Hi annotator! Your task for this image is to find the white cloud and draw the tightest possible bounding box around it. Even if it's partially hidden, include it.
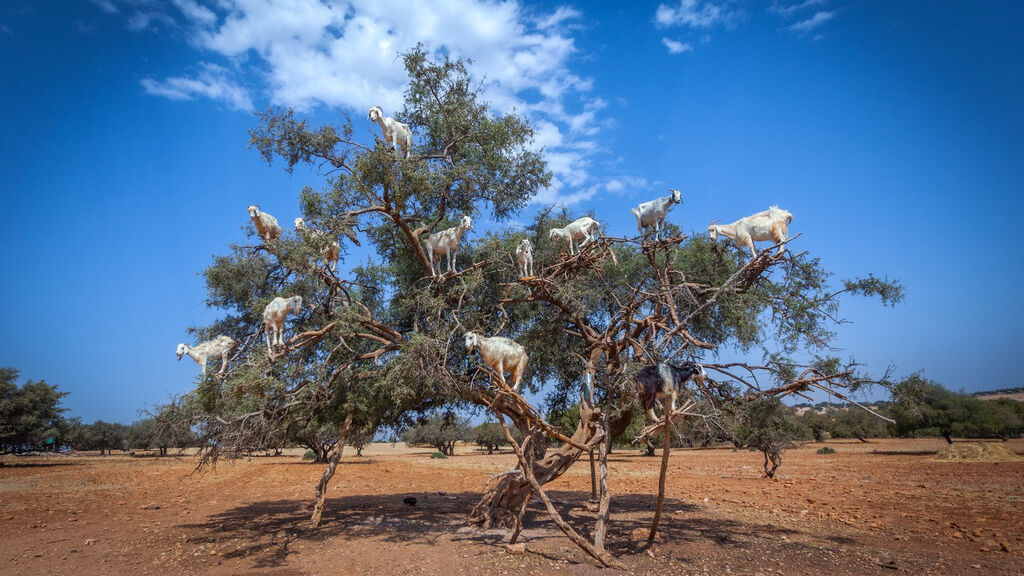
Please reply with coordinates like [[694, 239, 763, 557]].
[[98, 0, 611, 206], [768, 0, 827, 18], [661, 37, 693, 54], [170, 0, 215, 26], [655, 0, 739, 29], [141, 63, 253, 111], [537, 6, 582, 30], [90, 0, 118, 14], [789, 10, 835, 33]]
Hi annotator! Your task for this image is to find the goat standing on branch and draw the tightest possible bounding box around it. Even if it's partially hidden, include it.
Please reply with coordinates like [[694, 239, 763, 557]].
[[295, 218, 341, 272], [515, 238, 534, 277], [548, 217, 601, 256], [425, 215, 472, 277], [631, 189, 682, 241], [263, 296, 303, 352], [635, 362, 707, 422], [708, 206, 793, 257], [247, 205, 281, 244], [368, 105, 413, 159], [465, 332, 528, 393], [175, 335, 236, 378]]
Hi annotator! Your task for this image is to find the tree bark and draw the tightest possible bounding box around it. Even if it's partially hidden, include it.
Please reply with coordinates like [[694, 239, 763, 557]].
[[310, 415, 353, 528], [647, 414, 672, 543], [467, 401, 631, 529]]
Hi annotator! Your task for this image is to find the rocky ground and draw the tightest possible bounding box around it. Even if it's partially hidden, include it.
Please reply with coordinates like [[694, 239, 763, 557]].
[[1, 437, 1022, 575]]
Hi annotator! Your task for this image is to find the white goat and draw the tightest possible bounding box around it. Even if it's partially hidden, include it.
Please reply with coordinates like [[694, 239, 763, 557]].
[[515, 238, 534, 277], [247, 205, 281, 243], [295, 218, 341, 272], [631, 189, 682, 241], [263, 295, 303, 351], [368, 106, 413, 159], [424, 215, 472, 277], [464, 332, 529, 393], [708, 206, 793, 257], [176, 335, 236, 378], [548, 217, 601, 255]]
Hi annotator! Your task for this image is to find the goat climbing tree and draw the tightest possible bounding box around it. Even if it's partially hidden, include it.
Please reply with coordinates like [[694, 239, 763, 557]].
[[179, 45, 903, 565]]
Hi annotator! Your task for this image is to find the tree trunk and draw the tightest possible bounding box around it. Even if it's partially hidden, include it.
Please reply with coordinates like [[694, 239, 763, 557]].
[[647, 414, 672, 543], [942, 432, 953, 445], [467, 401, 630, 529], [310, 415, 353, 528]]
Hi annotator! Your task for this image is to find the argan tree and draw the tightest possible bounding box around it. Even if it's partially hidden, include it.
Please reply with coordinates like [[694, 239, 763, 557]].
[[176, 46, 903, 565]]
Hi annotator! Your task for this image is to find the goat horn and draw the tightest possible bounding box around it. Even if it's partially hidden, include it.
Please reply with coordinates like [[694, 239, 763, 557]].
[[709, 219, 720, 225]]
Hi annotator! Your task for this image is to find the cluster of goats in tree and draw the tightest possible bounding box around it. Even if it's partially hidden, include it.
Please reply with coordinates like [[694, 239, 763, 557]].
[[168, 64, 905, 567], [177, 110, 795, 426]]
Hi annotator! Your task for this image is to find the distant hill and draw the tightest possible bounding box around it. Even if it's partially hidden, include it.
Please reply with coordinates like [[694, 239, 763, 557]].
[[973, 387, 1024, 402]]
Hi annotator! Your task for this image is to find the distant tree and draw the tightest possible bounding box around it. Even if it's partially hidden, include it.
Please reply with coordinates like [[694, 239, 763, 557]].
[[288, 418, 338, 463], [0, 367, 69, 453], [348, 425, 376, 457], [402, 412, 468, 456], [798, 409, 830, 442], [125, 409, 196, 456], [828, 407, 891, 442], [471, 422, 506, 454], [68, 420, 127, 455], [733, 397, 808, 478], [988, 399, 1024, 439], [890, 376, 1022, 443]]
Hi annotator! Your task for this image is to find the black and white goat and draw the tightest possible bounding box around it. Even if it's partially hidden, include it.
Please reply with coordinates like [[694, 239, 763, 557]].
[[631, 189, 682, 241], [635, 362, 706, 422]]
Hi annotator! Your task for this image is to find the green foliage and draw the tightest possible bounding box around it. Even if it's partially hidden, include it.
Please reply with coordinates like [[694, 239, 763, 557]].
[[303, 449, 317, 460], [430, 451, 448, 459], [179, 45, 906, 478], [470, 421, 507, 454], [348, 425, 375, 457], [0, 367, 69, 453], [67, 420, 128, 455], [816, 446, 836, 454], [890, 375, 1023, 442], [402, 412, 468, 456], [733, 397, 809, 478], [124, 410, 196, 456]]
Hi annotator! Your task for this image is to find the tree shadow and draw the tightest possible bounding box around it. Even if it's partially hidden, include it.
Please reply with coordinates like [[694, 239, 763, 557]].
[[869, 450, 937, 456], [0, 460, 83, 469], [179, 488, 853, 569]]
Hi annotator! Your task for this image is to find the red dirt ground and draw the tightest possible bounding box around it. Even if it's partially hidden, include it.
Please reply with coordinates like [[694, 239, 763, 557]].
[[1, 438, 1022, 575]]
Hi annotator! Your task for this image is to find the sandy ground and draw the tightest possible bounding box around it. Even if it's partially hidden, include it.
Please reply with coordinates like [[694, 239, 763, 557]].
[[1, 438, 1022, 575]]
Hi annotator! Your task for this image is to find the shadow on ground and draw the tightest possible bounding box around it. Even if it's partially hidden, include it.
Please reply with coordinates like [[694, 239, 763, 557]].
[[180, 488, 836, 569]]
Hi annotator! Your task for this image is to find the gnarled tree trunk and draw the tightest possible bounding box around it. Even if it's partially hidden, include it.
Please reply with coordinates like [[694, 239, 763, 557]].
[[467, 400, 631, 529]]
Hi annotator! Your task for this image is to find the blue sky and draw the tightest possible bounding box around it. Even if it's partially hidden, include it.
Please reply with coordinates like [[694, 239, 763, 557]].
[[1, 0, 1021, 423]]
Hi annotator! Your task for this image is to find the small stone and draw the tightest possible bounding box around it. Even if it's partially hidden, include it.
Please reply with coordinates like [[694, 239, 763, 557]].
[[84, 539, 96, 546], [505, 543, 526, 555]]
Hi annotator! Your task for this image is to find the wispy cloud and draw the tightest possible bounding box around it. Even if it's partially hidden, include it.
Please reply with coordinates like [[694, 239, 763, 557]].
[[661, 37, 693, 54], [655, 0, 741, 29], [141, 63, 253, 111], [654, 1, 740, 53], [95, 0, 611, 206], [789, 10, 835, 33], [90, 0, 118, 14], [768, 0, 827, 18], [769, 1, 838, 36]]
